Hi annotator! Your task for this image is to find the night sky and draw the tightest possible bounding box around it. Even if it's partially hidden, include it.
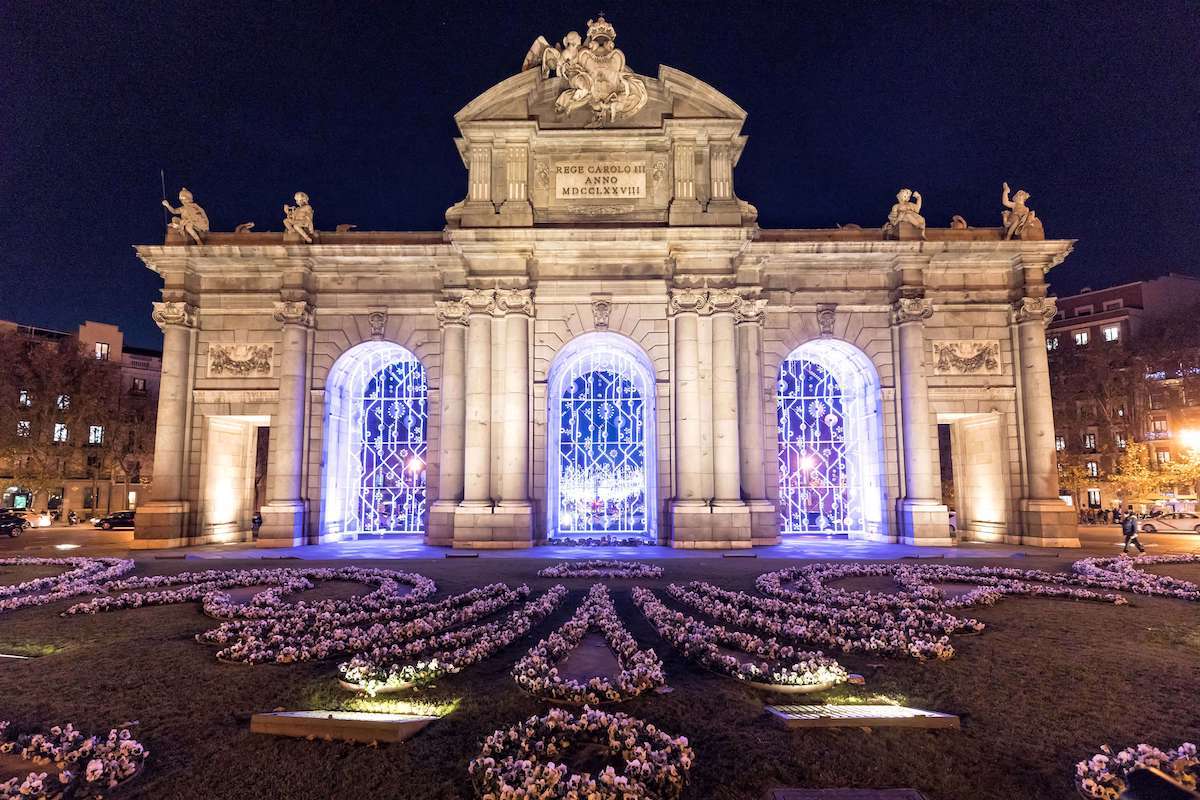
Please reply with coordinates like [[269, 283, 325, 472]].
[[2, 1, 1197, 349]]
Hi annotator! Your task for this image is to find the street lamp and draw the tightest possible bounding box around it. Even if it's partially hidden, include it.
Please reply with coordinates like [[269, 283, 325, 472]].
[[1178, 428, 1200, 452]]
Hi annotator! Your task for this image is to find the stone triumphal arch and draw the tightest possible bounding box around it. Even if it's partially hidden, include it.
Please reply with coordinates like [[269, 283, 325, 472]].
[[134, 17, 1077, 550]]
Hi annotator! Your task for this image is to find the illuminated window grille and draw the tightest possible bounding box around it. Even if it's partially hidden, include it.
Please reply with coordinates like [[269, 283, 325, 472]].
[[343, 349, 428, 534], [776, 357, 860, 533], [552, 343, 650, 538]]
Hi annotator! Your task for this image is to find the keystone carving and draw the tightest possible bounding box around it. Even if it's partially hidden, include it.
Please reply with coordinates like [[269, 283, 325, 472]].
[[816, 303, 838, 337]]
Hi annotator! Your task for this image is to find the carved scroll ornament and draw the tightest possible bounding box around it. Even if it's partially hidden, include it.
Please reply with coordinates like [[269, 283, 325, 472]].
[[892, 296, 934, 325], [1013, 296, 1057, 327], [152, 301, 195, 329]]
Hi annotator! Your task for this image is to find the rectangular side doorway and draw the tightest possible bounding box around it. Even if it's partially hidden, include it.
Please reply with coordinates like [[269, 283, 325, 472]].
[[938, 413, 1010, 543], [198, 415, 270, 544]]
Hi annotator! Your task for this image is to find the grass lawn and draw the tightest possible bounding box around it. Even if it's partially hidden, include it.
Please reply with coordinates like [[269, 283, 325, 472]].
[[1, 556, 1198, 800]]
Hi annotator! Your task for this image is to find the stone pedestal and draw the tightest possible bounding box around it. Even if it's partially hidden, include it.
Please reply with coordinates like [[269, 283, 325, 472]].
[[897, 498, 953, 546], [259, 500, 307, 547], [1019, 498, 1079, 547], [129, 501, 191, 549], [452, 504, 533, 549]]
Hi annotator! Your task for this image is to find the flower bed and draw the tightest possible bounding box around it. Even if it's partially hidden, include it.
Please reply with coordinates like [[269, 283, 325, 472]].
[[512, 583, 665, 705], [338, 585, 568, 696], [468, 707, 694, 800], [1071, 555, 1200, 601], [537, 560, 664, 579], [0, 558, 134, 614], [0, 721, 148, 799], [1076, 741, 1198, 799], [632, 587, 847, 691]]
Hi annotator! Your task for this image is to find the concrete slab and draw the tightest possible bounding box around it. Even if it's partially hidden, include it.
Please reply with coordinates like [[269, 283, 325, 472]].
[[766, 704, 959, 730], [250, 710, 437, 743]]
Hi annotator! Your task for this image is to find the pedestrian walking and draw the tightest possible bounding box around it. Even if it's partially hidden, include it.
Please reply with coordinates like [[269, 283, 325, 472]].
[[1121, 510, 1145, 554]]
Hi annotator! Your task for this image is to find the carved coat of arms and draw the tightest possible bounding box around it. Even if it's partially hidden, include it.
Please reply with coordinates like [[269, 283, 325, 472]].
[[524, 16, 649, 124]]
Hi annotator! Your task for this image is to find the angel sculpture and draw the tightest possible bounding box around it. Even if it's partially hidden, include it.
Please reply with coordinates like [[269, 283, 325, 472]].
[[161, 188, 209, 245], [1001, 182, 1043, 240], [882, 188, 926, 239], [283, 192, 315, 243], [533, 17, 648, 124]]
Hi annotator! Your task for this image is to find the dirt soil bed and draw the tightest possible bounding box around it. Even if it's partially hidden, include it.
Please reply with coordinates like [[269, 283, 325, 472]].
[[0, 556, 1197, 800]]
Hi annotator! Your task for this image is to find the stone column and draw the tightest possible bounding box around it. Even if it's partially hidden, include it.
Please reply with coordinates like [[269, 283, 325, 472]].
[[1014, 296, 1079, 546], [468, 144, 492, 203], [668, 287, 711, 545], [709, 289, 742, 502], [499, 144, 533, 225], [709, 289, 752, 547], [496, 289, 534, 534], [134, 301, 195, 546], [460, 289, 494, 507], [736, 297, 776, 543], [259, 300, 312, 547], [668, 140, 702, 223], [428, 299, 467, 545], [893, 294, 951, 545]]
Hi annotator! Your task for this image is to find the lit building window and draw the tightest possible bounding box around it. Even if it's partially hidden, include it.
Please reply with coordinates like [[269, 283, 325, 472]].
[[53, 423, 68, 443], [1083, 433, 1096, 450], [1046, 337, 1059, 351], [1055, 435, 1066, 451], [1086, 488, 1101, 507], [1102, 325, 1120, 342], [95, 342, 110, 360], [88, 425, 104, 445], [131, 378, 147, 394], [1157, 449, 1171, 464], [18, 390, 31, 408], [1116, 434, 1127, 449], [1150, 419, 1168, 433], [56, 394, 70, 410], [1116, 406, 1125, 417], [1074, 330, 1090, 346], [1086, 461, 1099, 477], [17, 421, 30, 437]]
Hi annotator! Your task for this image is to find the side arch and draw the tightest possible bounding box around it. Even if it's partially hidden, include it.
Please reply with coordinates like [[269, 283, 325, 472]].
[[321, 340, 429, 536], [775, 338, 886, 537], [545, 332, 658, 540]]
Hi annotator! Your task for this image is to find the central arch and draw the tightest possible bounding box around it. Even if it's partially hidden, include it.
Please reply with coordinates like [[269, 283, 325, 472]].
[[546, 332, 657, 541], [775, 339, 886, 537], [322, 341, 429, 537]]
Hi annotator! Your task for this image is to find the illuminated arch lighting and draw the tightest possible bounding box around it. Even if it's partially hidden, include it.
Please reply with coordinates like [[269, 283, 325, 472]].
[[776, 339, 885, 537], [322, 341, 428, 537], [546, 332, 657, 541]]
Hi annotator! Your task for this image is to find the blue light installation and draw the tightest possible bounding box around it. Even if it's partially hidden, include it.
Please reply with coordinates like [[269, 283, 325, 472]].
[[324, 343, 428, 536], [353, 355, 428, 533], [549, 335, 654, 539], [776, 355, 860, 533]]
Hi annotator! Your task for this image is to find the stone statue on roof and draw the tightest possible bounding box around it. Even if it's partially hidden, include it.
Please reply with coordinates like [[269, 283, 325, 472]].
[[283, 192, 315, 243], [1001, 182, 1044, 240], [526, 16, 649, 124], [162, 187, 209, 245], [882, 188, 926, 240]]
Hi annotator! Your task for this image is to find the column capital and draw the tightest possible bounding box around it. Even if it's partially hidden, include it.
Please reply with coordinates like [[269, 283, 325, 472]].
[[1013, 296, 1057, 327], [273, 300, 314, 328], [152, 301, 196, 330], [668, 286, 708, 315], [495, 288, 534, 316], [708, 288, 741, 315], [460, 288, 496, 315], [734, 297, 768, 325], [435, 299, 469, 328], [892, 296, 933, 325]]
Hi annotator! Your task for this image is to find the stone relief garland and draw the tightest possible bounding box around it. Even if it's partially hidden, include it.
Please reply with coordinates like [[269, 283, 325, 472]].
[[206, 344, 274, 377], [930, 340, 1002, 376]]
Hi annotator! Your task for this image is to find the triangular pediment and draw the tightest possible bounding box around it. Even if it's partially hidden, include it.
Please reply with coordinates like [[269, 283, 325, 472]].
[[454, 64, 746, 131]]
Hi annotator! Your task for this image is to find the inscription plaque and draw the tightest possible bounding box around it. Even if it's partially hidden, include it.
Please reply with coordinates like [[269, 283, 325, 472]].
[[554, 158, 646, 200]]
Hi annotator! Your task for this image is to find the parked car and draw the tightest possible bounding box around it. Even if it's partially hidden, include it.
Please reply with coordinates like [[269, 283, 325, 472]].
[[0, 513, 23, 538], [1140, 512, 1200, 534], [93, 510, 135, 530], [12, 510, 52, 528]]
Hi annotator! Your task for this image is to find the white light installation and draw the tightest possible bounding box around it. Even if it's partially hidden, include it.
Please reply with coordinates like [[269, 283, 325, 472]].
[[776, 340, 884, 536], [547, 333, 656, 539], [323, 342, 428, 536]]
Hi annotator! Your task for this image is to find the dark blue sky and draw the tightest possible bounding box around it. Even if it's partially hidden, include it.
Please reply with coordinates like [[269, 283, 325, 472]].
[[2, 1, 1197, 348]]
